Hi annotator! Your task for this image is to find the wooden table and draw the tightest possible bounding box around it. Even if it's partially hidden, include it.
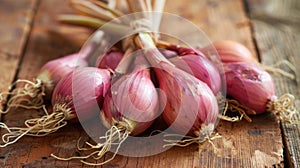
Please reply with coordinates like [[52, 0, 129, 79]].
[[0, 0, 299, 167]]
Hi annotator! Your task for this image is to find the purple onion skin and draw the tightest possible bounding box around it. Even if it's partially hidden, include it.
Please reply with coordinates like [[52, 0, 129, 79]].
[[224, 62, 275, 114], [52, 67, 111, 122], [159, 48, 177, 59], [96, 51, 124, 70], [154, 62, 219, 135], [100, 67, 159, 136], [165, 44, 206, 57], [169, 55, 221, 94], [37, 53, 88, 99]]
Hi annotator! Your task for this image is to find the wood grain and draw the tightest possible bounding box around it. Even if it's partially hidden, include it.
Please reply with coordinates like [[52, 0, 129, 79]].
[[0, 0, 296, 167], [0, 0, 37, 114], [0, 0, 37, 56], [246, 0, 300, 167]]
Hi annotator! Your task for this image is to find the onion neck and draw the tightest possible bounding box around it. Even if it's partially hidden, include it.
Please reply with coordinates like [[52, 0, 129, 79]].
[[136, 32, 174, 67], [114, 47, 135, 74]]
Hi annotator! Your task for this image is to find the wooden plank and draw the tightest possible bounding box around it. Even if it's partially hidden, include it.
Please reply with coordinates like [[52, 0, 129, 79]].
[[0, 0, 92, 167], [245, 0, 300, 167], [0, 0, 37, 112], [0, 0, 36, 56], [0, 0, 288, 167]]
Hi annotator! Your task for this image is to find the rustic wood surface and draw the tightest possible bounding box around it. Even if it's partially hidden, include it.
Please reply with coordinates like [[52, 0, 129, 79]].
[[0, 0, 299, 167], [245, 1, 300, 167]]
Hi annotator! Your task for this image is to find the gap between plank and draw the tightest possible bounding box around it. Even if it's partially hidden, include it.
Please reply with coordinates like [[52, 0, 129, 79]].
[[0, 0, 41, 122], [241, 0, 262, 63]]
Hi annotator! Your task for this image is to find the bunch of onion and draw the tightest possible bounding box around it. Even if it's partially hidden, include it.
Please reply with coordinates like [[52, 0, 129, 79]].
[[52, 50, 160, 166], [224, 62, 297, 121], [52, 0, 221, 164], [0, 67, 111, 147]]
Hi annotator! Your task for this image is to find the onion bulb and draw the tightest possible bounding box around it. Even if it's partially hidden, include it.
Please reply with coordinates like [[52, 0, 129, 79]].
[[200, 40, 257, 63], [0, 67, 111, 147], [0, 53, 89, 114], [96, 51, 123, 71], [169, 55, 221, 94], [224, 62, 296, 121], [100, 55, 159, 136]]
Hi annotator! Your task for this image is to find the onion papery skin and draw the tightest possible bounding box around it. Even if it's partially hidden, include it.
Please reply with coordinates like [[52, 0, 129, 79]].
[[164, 44, 206, 57], [200, 40, 257, 63], [96, 51, 124, 70], [37, 53, 88, 99], [169, 55, 221, 94], [159, 48, 177, 59], [224, 62, 275, 114], [52, 67, 111, 122], [154, 62, 219, 135], [100, 67, 159, 136]]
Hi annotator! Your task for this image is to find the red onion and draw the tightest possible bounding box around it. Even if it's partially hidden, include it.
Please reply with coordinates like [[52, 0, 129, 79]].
[[200, 40, 257, 63], [159, 48, 177, 59], [39, 53, 89, 97], [169, 55, 221, 94], [52, 67, 111, 122], [0, 53, 89, 114], [145, 48, 218, 136], [101, 55, 159, 136], [224, 62, 296, 120], [0, 67, 111, 147], [96, 51, 123, 71]]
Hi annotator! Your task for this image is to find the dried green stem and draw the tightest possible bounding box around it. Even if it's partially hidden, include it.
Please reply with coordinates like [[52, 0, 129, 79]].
[[58, 15, 131, 35], [89, 0, 125, 17], [70, 0, 116, 22]]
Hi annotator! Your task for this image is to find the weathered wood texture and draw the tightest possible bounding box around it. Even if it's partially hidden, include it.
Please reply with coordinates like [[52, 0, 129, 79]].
[[245, 0, 300, 167], [0, 0, 37, 114], [0, 0, 299, 167]]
